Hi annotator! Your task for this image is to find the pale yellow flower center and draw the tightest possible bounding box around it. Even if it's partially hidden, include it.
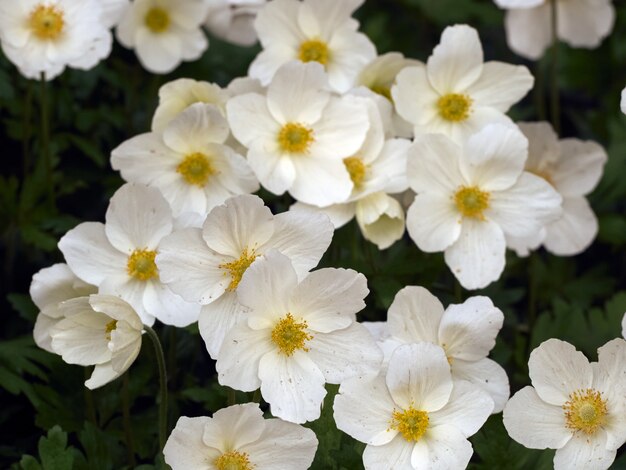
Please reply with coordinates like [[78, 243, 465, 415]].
[[390, 405, 430, 442], [343, 156, 367, 188], [177, 152, 215, 186], [454, 186, 490, 220], [127, 249, 159, 281], [437, 93, 473, 122], [298, 39, 330, 65], [145, 7, 170, 33], [563, 389, 608, 435], [271, 313, 313, 356], [29, 5, 64, 41], [214, 450, 254, 470], [219, 248, 257, 291], [104, 320, 118, 341], [370, 84, 392, 101], [277, 123, 314, 154]]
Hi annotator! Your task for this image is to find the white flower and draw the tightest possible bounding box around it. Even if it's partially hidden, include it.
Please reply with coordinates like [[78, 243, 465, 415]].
[[621, 87, 626, 115], [392, 24, 534, 144], [101, 0, 130, 28], [0, 0, 113, 80], [507, 122, 607, 256], [503, 338, 626, 470], [216, 250, 382, 423], [249, 0, 376, 93], [204, 0, 266, 47], [405, 123, 562, 289], [50, 294, 143, 389], [112, 103, 259, 218], [333, 343, 494, 469], [227, 61, 370, 207], [58, 183, 201, 327], [31, 263, 96, 354], [495, 0, 615, 60], [116, 0, 209, 74], [622, 312, 626, 338], [156, 194, 333, 357], [163, 403, 318, 469]]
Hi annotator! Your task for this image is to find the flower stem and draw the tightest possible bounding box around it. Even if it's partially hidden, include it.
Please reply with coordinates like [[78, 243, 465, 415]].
[[39, 72, 55, 210], [144, 325, 168, 452], [122, 372, 137, 467], [549, 0, 560, 133]]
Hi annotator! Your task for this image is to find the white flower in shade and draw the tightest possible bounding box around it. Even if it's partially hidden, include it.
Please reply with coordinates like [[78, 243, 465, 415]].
[[392, 24, 534, 144], [621, 87, 626, 115], [365, 286, 509, 413], [227, 61, 370, 207], [163, 403, 318, 470], [494, 0, 615, 60], [507, 122, 607, 256], [156, 194, 333, 357], [31, 264, 96, 354], [249, 0, 376, 93], [116, 0, 209, 74], [112, 103, 259, 218], [50, 294, 143, 389], [334, 343, 494, 469], [58, 183, 201, 327], [405, 123, 562, 290], [0, 0, 113, 80], [622, 313, 626, 338], [217, 250, 382, 423], [503, 338, 626, 470], [101, 0, 130, 28], [204, 0, 266, 47]]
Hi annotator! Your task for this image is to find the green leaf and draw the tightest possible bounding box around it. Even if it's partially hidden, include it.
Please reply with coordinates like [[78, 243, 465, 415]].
[[27, 426, 75, 470]]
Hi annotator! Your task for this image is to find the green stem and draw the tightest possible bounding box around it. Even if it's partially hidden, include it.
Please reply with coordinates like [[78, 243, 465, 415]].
[[549, 0, 560, 133], [83, 368, 97, 425], [227, 387, 237, 406], [39, 72, 54, 210], [144, 325, 168, 452], [122, 373, 137, 467], [22, 82, 34, 178]]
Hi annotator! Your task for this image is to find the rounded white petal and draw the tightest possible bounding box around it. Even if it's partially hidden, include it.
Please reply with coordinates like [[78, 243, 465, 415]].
[[387, 286, 445, 345], [553, 431, 616, 470], [406, 193, 461, 253], [494, 0, 545, 7], [413, 424, 474, 470], [362, 436, 413, 470], [543, 197, 598, 256], [199, 292, 249, 358], [504, 6, 552, 61], [466, 61, 534, 112], [392, 65, 440, 127], [325, 27, 377, 93], [226, 93, 281, 147], [355, 193, 405, 250], [289, 157, 354, 206], [162, 103, 229, 156], [407, 133, 465, 194], [557, 0, 615, 49], [202, 403, 265, 451], [164, 416, 217, 469], [552, 139, 607, 197], [452, 358, 510, 413], [621, 87, 626, 114], [85, 362, 123, 390], [143, 282, 201, 327]]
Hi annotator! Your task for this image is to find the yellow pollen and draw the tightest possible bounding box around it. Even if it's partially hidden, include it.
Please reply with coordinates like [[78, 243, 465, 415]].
[[127, 249, 159, 281], [563, 389, 608, 435], [177, 153, 215, 186], [298, 39, 330, 65], [145, 7, 170, 33], [271, 313, 313, 357], [454, 186, 490, 220], [29, 5, 64, 41], [277, 123, 314, 154], [219, 248, 257, 291], [370, 84, 392, 101], [214, 450, 253, 470], [104, 320, 118, 341], [343, 156, 367, 188], [437, 93, 473, 122], [390, 406, 430, 442]]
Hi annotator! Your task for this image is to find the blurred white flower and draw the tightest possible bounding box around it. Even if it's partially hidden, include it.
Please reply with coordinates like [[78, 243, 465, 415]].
[[217, 250, 381, 423], [163, 403, 318, 469], [116, 0, 209, 74], [392, 24, 534, 144], [405, 123, 562, 290], [503, 338, 626, 470], [333, 343, 493, 469], [621, 87, 626, 115], [50, 294, 143, 389], [204, 0, 266, 47], [101, 0, 130, 28]]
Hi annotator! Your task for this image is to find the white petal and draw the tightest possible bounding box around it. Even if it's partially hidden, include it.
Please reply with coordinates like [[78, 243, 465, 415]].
[[226, 93, 281, 147], [254, 0, 303, 49], [552, 139, 607, 197], [289, 158, 353, 206], [406, 193, 461, 253], [248, 45, 297, 87], [162, 104, 229, 155], [88, 294, 143, 331], [356, 194, 405, 250], [414, 424, 473, 470], [164, 416, 215, 469], [30, 263, 94, 311], [543, 197, 598, 256], [504, 6, 552, 61], [85, 362, 122, 390], [387, 286, 444, 345], [392, 65, 439, 127], [297, 0, 363, 40], [143, 282, 201, 327], [325, 28, 376, 93], [247, 139, 297, 196], [553, 431, 616, 470], [429, 381, 493, 437], [557, 0, 615, 49], [289, 201, 356, 229], [203, 403, 265, 451], [407, 133, 465, 194], [98, 275, 155, 326], [466, 62, 534, 112], [134, 29, 182, 74], [199, 292, 249, 358], [362, 436, 413, 470], [452, 358, 510, 413]]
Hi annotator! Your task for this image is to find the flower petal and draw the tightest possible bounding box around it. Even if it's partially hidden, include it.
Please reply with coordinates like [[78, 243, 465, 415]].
[[406, 193, 461, 253], [387, 286, 444, 345], [552, 139, 607, 197], [415, 424, 474, 470], [452, 358, 510, 413], [466, 62, 533, 112], [199, 292, 249, 358], [553, 431, 615, 470], [504, 6, 552, 60], [362, 436, 413, 470], [407, 133, 465, 194], [164, 416, 217, 469], [543, 197, 597, 256]]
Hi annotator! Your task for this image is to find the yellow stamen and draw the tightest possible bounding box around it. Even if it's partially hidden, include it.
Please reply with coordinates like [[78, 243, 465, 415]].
[[454, 186, 490, 220], [437, 93, 473, 122], [298, 39, 330, 65], [29, 5, 64, 41], [343, 156, 367, 189], [219, 248, 257, 291], [214, 450, 253, 470], [390, 405, 430, 442], [177, 153, 215, 186], [104, 320, 118, 341], [127, 249, 159, 281], [271, 313, 313, 356], [277, 123, 314, 154], [145, 7, 170, 33], [563, 389, 608, 435]]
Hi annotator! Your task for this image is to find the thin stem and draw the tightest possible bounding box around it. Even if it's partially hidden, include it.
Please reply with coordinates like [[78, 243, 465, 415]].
[[22, 82, 34, 178], [122, 373, 137, 468], [144, 325, 168, 452], [227, 387, 237, 406], [39, 72, 54, 209], [549, 0, 560, 133], [83, 368, 97, 425]]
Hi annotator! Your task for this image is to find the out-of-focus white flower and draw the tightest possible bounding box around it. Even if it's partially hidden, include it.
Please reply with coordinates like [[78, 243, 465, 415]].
[[334, 343, 494, 469], [204, 0, 266, 47], [50, 294, 143, 389], [507, 122, 607, 256], [494, 0, 615, 60], [31, 264, 96, 353], [622, 312, 626, 338], [58, 183, 201, 327], [156, 194, 333, 357], [0, 0, 114, 80], [101, 0, 130, 28], [112, 103, 259, 218], [249, 0, 376, 93], [116, 0, 209, 74], [227, 61, 370, 207], [621, 87, 626, 115], [392, 24, 534, 144], [163, 403, 318, 469], [405, 123, 562, 290], [503, 338, 626, 470], [217, 250, 381, 423]]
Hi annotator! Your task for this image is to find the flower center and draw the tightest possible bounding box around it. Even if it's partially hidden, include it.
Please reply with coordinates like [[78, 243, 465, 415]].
[[454, 186, 490, 220], [277, 123, 314, 154], [563, 389, 608, 435], [29, 5, 64, 41], [127, 249, 159, 281], [104, 320, 118, 341], [177, 153, 215, 186], [214, 450, 253, 470], [370, 84, 392, 101], [219, 248, 257, 291], [145, 7, 170, 33], [437, 93, 473, 122], [298, 39, 330, 65], [343, 156, 367, 189], [271, 313, 313, 357], [390, 406, 430, 442]]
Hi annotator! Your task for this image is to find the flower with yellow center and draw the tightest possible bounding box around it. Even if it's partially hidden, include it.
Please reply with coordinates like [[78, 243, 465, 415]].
[[144, 7, 170, 33], [437, 93, 473, 122], [277, 123, 315, 154], [298, 39, 330, 65], [104, 320, 118, 341], [29, 5, 65, 41], [271, 313, 313, 356], [176, 152, 215, 187], [343, 156, 367, 189], [219, 248, 258, 291], [390, 406, 430, 442], [454, 186, 490, 220], [214, 450, 253, 470], [563, 389, 608, 435], [127, 249, 159, 281]]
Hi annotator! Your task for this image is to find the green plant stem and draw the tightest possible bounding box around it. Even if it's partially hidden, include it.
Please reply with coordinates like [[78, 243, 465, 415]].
[[39, 73, 54, 210], [549, 0, 560, 133], [227, 387, 237, 406], [83, 368, 97, 425], [22, 82, 34, 178], [122, 373, 137, 468], [144, 325, 168, 452]]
